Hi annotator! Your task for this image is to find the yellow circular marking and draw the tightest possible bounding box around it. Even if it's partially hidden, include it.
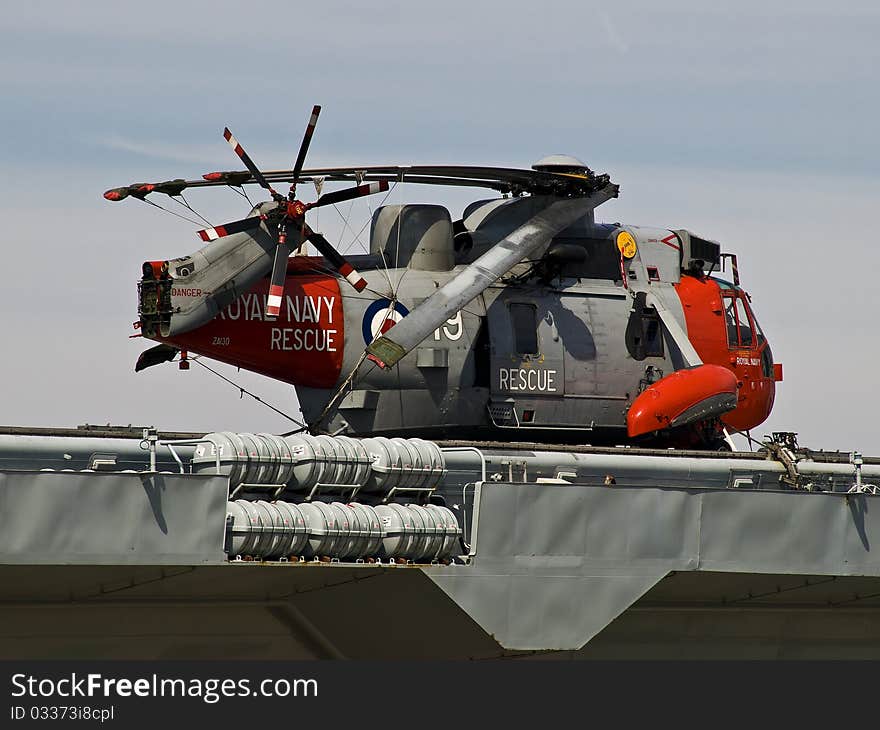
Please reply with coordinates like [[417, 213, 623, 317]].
[[616, 231, 637, 259]]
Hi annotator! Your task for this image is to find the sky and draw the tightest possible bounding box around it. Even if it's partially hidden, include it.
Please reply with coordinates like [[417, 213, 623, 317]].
[[1, 1, 878, 454]]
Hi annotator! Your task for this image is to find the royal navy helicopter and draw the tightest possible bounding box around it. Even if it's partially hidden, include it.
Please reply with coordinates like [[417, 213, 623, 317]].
[[105, 106, 782, 449]]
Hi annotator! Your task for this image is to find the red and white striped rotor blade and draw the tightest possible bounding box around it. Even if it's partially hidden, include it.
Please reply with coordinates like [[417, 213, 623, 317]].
[[291, 105, 321, 182], [308, 180, 390, 210], [222, 127, 279, 198], [266, 238, 292, 317], [197, 215, 263, 242], [304, 227, 367, 292]]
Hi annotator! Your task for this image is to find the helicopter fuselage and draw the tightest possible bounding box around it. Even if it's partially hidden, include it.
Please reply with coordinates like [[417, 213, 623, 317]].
[[110, 110, 781, 448], [143, 199, 780, 448]]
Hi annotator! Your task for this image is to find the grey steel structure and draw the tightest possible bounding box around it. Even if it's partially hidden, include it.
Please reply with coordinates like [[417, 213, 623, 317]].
[[0, 427, 879, 659]]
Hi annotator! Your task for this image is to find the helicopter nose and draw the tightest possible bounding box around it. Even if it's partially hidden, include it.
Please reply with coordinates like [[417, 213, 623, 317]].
[[674, 275, 779, 433], [722, 346, 779, 433], [722, 372, 775, 432]]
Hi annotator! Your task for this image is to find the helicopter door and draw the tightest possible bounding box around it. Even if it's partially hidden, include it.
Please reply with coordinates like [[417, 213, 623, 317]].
[[721, 289, 777, 429], [556, 292, 632, 429], [487, 294, 565, 428]]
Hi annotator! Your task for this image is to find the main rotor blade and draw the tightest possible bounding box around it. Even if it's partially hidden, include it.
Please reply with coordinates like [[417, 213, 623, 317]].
[[309, 180, 390, 210], [291, 105, 321, 182], [223, 127, 279, 199], [197, 215, 264, 242], [303, 225, 367, 291], [644, 290, 703, 367], [366, 188, 619, 368], [267, 236, 292, 318], [104, 187, 130, 201], [104, 183, 153, 201]]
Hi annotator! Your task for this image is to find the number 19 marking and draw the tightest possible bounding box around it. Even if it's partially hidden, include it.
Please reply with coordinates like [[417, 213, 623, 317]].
[[434, 311, 463, 341]]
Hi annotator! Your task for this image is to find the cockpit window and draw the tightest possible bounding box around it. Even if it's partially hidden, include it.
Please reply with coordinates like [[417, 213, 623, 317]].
[[723, 291, 759, 349], [722, 289, 773, 374], [735, 297, 753, 347], [747, 302, 772, 375], [723, 295, 739, 348], [761, 342, 774, 378], [750, 308, 766, 347]]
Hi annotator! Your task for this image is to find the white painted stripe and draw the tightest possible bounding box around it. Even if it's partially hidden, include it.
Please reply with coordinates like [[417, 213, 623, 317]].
[[345, 270, 363, 286], [267, 294, 282, 310], [225, 132, 239, 148]]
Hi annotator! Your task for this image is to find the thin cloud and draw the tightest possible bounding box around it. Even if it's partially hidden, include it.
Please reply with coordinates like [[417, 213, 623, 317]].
[[599, 10, 630, 54], [95, 134, 224, 166]]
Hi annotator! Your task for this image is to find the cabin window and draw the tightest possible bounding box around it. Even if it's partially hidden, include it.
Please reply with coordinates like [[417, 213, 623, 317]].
[[641, 310, 664, 357], [625, 291, 664, 360], [472, 319, 491, 387], [510, 303, 538, 355]]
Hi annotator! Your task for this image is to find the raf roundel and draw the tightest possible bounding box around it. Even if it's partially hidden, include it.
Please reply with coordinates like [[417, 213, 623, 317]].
[[363, 299, 410, 346]]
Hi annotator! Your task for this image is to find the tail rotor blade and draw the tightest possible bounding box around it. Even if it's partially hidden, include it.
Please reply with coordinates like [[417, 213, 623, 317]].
[[223, 127, 280, 199], [197, 215, 264, 242], [309, 180, 390, 210], [291, 105, 321, 182], [304, 226, 367, 292]]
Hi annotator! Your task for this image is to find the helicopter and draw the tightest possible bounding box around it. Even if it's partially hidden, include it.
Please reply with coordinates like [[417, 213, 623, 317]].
[[105, 105, 783, 450]]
